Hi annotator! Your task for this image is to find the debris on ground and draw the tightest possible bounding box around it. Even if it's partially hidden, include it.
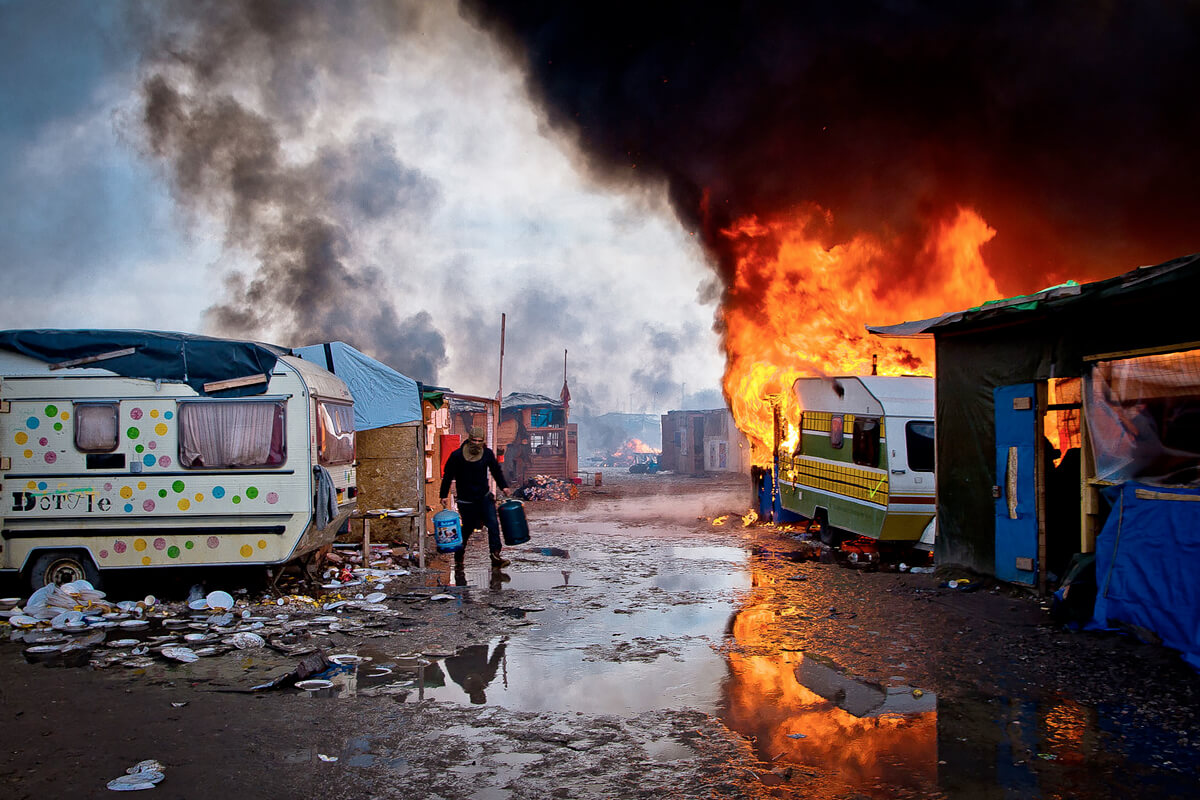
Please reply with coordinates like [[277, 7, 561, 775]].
[[515, 474, 579, 501], [2, 542, 422, 671], [107, 759, 165, 791]]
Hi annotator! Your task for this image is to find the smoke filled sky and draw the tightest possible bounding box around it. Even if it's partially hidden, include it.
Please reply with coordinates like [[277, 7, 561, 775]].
[[0, 0, 723, 414], [3, 1, 1199, 418]]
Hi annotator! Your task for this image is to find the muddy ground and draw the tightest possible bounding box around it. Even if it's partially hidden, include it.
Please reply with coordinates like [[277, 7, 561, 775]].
[[1, 471, 1198, 799]]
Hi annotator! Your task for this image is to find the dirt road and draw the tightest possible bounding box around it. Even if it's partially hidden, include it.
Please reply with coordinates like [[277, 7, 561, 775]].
[[2, 471, 1197, 798]]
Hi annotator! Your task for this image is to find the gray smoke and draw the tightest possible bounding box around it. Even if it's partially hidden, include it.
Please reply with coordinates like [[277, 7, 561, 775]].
[[136, 0, 448, 379]]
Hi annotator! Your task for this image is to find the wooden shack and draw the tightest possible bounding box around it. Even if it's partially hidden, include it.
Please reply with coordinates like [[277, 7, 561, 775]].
[[496, 392, 578, 486]]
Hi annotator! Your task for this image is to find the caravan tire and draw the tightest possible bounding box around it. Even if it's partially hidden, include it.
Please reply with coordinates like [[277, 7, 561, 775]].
[[813, 511, 838, 547], [28, 551, 102, 594]]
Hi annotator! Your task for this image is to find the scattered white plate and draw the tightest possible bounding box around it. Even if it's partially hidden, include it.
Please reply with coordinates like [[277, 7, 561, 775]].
[[328, 653, 370, 666], [295, 679, 334, 691]]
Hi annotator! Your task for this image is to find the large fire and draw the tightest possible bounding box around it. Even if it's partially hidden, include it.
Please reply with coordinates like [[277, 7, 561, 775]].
[[720, 205, 1002, 463]]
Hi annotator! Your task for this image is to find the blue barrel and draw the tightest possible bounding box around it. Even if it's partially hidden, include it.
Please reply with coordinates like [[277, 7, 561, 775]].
[[432, 509, 463, 552], [497, 499, 530, 546]]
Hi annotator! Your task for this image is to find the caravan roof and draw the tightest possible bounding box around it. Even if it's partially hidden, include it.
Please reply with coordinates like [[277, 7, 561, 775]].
[[794, 375, 933, 419]]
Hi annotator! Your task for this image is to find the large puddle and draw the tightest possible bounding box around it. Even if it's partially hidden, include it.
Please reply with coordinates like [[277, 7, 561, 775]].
[[295, 537, 1197, 799]]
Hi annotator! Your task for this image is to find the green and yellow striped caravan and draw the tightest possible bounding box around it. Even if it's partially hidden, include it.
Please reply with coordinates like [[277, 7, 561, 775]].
[[777, 376, 935, 544]]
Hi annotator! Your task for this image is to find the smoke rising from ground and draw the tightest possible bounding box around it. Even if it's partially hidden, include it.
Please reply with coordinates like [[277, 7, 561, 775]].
[[137, 0, 448, 379]]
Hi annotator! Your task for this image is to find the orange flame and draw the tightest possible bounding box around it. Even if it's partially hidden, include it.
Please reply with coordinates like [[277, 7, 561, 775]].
[[720, 205, 1002, 463]]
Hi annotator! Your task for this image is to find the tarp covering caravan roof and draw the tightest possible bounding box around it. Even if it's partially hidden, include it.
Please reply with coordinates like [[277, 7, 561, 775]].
[[293, 341, 421, 430], [1091, 482, 1200, 670], [0, 329, 285, 397]]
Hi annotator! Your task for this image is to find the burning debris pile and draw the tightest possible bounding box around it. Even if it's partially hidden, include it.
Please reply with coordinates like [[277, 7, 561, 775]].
[[592, 438, 661, 468]]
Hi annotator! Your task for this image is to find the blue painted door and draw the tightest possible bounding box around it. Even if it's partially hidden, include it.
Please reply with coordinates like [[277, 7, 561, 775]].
[[994, 384, 1038, 585]]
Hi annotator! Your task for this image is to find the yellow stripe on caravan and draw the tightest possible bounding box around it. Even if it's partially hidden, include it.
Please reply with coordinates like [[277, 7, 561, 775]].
[[785, 456, 890, 504]]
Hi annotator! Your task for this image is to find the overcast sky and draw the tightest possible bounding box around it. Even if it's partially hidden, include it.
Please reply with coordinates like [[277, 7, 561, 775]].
[[0, 0, 726, 416]]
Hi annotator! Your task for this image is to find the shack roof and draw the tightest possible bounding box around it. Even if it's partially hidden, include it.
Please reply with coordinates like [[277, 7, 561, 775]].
[[0, 329, 287, 397], [502, 392, 562, 409], [867, 252, 1200, 338], [292, 341, 421, 429]]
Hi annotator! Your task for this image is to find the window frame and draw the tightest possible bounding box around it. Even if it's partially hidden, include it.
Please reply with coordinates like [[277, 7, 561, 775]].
[[316, 399, 356, 467], [177, 399, 288, 470], [852, 416, 881, 467], [905, 420, 936, 473], [73, 402, 120, 453], [829, 414, 845, 449]]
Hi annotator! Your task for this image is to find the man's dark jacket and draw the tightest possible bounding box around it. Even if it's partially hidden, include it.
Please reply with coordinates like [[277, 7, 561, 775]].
[[440, 446, 508, 503]]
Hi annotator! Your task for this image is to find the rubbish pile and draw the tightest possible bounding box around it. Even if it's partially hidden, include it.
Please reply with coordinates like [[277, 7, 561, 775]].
[[2, 550, 417, 670], [516, 474, 579, 501]]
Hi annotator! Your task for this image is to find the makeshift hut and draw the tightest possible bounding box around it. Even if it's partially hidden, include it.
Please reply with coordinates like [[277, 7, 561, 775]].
[[497, 392, 577, 486], [661, 409, 751, 475], [420, 391, 499, 526], [293, 342, 425, 554], [868, 253, 1200, 665]]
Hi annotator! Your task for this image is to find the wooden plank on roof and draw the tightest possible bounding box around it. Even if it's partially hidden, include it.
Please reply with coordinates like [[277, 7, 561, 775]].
[[203, 374, 268, 393], [49, 347, 136, 370]]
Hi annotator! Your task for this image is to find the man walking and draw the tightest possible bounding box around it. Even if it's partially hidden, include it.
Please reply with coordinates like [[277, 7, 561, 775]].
[[440, 426, 511, 570]]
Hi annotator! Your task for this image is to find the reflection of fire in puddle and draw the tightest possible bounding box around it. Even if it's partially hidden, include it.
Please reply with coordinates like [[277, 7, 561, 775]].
[[721, 649, 938, 796], [721, 590, 939, 796]]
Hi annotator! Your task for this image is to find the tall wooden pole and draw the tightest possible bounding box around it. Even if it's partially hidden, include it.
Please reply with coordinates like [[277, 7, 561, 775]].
[[563, 348, 570, 481], [497, 313, 506, 446]]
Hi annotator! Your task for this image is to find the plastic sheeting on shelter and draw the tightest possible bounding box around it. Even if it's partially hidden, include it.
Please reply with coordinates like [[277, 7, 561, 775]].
[[1090, 482, 1200, 669], [0, 329, 285, 397], [1084, 348, 1200, 485], [293, 342, 421, 430]]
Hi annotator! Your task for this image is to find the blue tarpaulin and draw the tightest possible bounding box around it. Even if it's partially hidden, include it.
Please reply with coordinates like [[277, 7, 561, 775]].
[[0, 329, 285, 397], [293, 342, 421, 430], [1091, 482, 1200, 669]]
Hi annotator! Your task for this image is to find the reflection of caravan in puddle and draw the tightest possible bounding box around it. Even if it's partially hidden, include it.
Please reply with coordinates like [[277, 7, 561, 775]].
[[0, 330, 357, 590], [796, 654, 936, 717], [777, 376, 936, 548]]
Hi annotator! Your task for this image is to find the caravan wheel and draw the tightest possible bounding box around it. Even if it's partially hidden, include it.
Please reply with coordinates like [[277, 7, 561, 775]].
[[28, 551, 102, 593]]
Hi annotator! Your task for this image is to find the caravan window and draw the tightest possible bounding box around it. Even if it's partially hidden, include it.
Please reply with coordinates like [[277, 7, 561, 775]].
[[906, 421, 935, 472], [830, 415, 845, 449], [852, 417, 881, 467], [317, 401, 355, 466], [74, 403, 118, 452], [178, 401, 286, 469]]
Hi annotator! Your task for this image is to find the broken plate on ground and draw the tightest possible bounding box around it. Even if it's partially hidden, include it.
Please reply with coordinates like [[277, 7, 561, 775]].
[[363, 592, 387, 603], [107, 639, 140, 648], [295, 679, 334, 691], [187, 599, 210, 611], [226, 632, 265, 649], [161, 646, 199, 663], [205, 591, 234, 611], [329, 653, 370, 665]]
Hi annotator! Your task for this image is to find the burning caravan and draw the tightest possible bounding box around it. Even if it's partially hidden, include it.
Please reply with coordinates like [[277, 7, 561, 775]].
[[0, 330, 357, 591], [776, 376, 935, 547]]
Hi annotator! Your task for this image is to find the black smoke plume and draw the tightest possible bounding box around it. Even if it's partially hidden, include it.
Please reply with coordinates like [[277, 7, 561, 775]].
[[463, 1, 1200, 292], [137, 0, 447, 380]]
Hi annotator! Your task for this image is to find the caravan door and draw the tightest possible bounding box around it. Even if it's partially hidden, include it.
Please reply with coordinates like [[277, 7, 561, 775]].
[[994, 384, 1038, 585]]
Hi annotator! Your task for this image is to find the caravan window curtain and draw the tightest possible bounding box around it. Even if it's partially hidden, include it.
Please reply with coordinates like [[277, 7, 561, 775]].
[[317, 401, 355, 466], [178, 401, 286, 469]]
